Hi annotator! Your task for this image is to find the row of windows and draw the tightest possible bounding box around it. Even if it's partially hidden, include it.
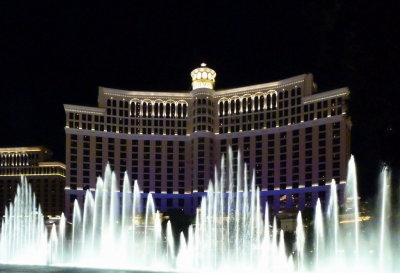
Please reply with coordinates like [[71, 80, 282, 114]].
[[0, 153, 39, 167], [0, 166, 65, 176], [192, 97, 214, 133], [68, 95, 346, 140], [218, 124, 342, 189], [107, 99, 189, 118], [218, 97, 345, 134], [69, 136, 188, 191], [218, 88, 302, 116], [219, 93, 278, 116], [68, 120, 344, 192]]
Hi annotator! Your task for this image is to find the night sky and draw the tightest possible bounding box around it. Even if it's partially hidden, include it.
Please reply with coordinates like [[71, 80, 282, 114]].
[[0, 1, 399, 196]]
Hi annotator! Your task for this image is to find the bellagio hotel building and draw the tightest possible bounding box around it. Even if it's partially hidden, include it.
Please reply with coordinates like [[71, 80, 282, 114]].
[[64, 63, 351, 217]]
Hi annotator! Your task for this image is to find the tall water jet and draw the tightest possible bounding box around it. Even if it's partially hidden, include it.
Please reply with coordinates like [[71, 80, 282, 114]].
[[379, 166, 391, 272], [345, 155, 360, 259], [58, 213, 66, 263], [71, 199, 81, 262], [295, 211, 305, 272], [91, 176, 103, 256], [0, 177, 48, 265], [0, 154, 400, 272], [144, 193, 155, 263], [81, 190, 94, 254], [121, 172, 132, 241], [327, 179, 339, 261], [166, 221, 175, 265], [48, 224, 58, 264], [314, 199, 324, 270]]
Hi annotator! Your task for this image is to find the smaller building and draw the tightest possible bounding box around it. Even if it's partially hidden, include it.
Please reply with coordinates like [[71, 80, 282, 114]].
[[0, 147, 65, 217]]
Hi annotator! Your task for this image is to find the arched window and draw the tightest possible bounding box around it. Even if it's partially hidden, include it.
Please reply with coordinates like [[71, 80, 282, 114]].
[[183, 104, 187, 117], [272, 94, 277, 109], [254, 96, 259, 112], [224, 101, 229, 116], [202, 98, 206, 105], [247, 97, 252, 113], [178, 104, 182, 118], [267, 95, 271, 110], [148, 103, 152, 117], [260, 96, 265, 110], [143, 102, 147, 117], [171, 103, 176, 117], [166, 103, 171, 118], [130, 102, 135, 117], [160, 103, 164, 116], [242, 98, 247, 113], [219, 102, 224, 116], [154, 103, 159, 117], [231, 100, 235, 114], [236, 99, 240, 114]]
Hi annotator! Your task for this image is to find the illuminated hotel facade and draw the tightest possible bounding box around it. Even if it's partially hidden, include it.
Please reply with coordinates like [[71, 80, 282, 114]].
[[64, 63, 351, 217], [0, 147, 66, 217]]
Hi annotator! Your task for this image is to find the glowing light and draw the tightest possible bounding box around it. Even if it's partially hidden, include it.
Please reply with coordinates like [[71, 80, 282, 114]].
[[339, 216, 372, 224], [191, 63, 216, 90]]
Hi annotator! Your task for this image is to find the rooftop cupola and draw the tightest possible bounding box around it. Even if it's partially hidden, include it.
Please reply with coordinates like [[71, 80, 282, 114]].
[[191, 63, 216, 90]]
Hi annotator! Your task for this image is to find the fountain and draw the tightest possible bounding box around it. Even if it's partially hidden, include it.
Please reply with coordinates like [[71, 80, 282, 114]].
[[0, 150, 397, 272]]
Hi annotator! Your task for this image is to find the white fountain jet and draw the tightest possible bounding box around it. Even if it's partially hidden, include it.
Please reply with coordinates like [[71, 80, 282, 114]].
[[0, 177, 48, 265], [0, 153, 399, 273]]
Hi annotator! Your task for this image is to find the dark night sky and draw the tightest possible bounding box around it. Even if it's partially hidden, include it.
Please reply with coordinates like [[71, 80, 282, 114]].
[[0, 1, 399, 196]]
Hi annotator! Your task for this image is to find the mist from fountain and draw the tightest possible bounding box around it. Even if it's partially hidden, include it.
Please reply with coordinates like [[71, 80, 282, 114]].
[[0, 150, 398, 272]]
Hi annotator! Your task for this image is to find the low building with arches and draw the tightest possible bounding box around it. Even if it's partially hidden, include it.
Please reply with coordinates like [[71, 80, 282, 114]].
[[0, 146, 65, 217], [64, 63, 351, 217]]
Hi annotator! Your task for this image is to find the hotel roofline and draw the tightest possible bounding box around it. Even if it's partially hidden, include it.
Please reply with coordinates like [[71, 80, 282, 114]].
[[303, 88, 349, 104], [0, 146, 48, 153], [64, 81, 349, 115], [98, 73, 309, 97], [64, 104, 106, 115], [64, 73, 348, 113]]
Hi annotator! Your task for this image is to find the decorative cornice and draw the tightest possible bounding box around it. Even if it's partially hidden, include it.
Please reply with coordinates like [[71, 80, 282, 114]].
[[38, 162, 66, 169], [65, 128, 190, 141], [214, 74, 308, 97], [303, 88, 349, 104], [215, 115, 345, 138], [65, 115, 346, 140], [0, 147, 45, 153], [0, 173, 65, 178], [100, 87, 192, 100], [97, 74, 309, 100], [64, 104, 106, 115]]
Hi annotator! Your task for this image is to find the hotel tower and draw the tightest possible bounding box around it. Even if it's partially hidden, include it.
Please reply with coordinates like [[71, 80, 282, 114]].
[[64, 63, 351, 217]]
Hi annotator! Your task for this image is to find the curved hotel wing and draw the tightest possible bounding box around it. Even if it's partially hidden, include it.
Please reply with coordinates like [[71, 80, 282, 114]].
[[64, 64, 351, 216]]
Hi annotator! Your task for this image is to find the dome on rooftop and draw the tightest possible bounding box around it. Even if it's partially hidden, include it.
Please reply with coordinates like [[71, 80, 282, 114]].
[[190, 63, 216, 90]]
